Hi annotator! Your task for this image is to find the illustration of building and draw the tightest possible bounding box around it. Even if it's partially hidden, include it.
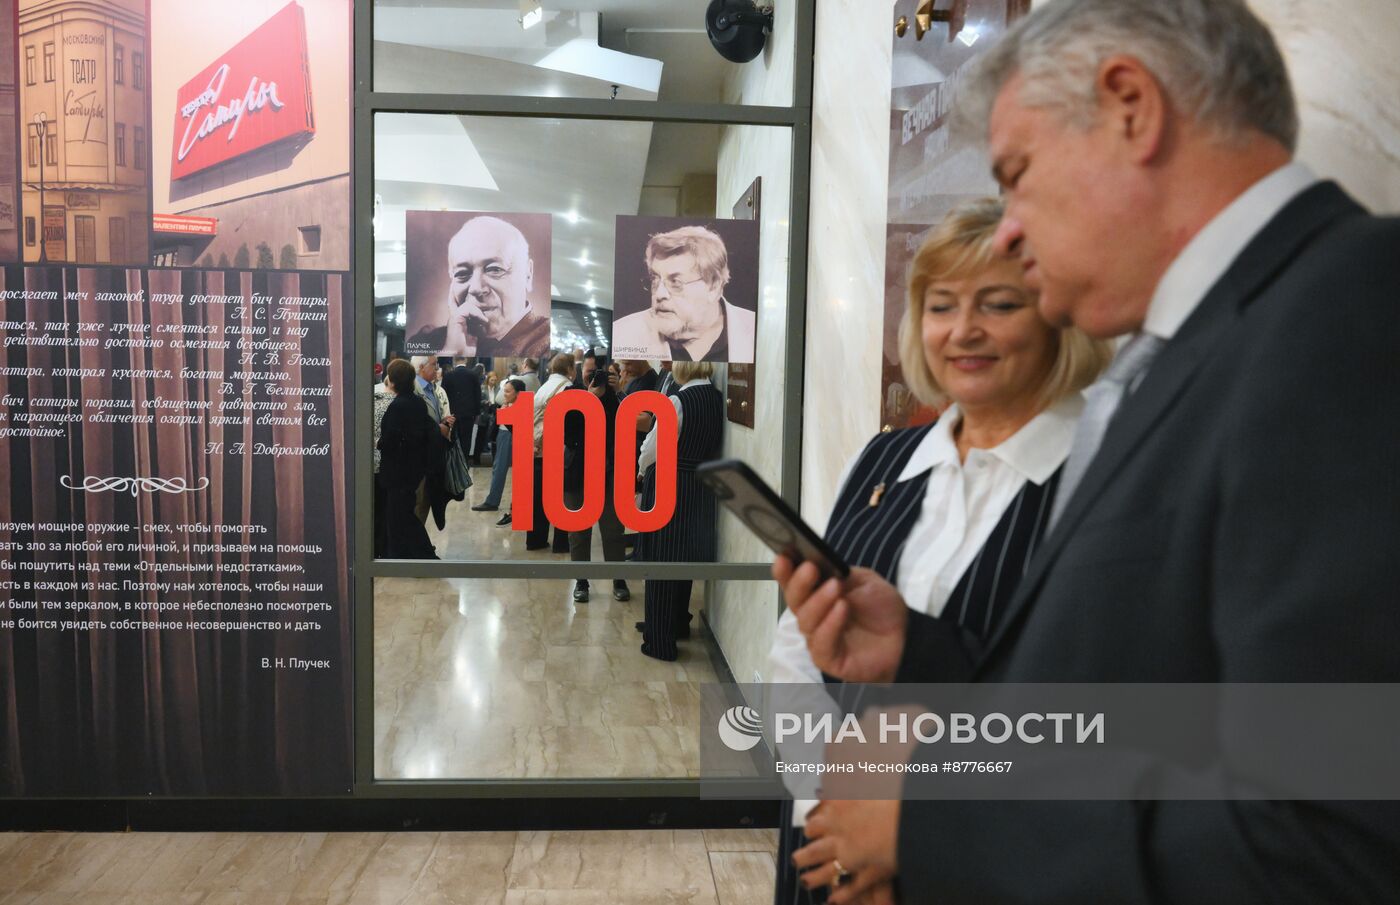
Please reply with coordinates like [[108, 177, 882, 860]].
[[18, 0, 151, 265], [149, 0, 350, 271], [1, 0, 21, 262]]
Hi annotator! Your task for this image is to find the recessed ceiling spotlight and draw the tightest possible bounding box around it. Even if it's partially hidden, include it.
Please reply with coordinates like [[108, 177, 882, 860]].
[[520, 0, 543, 30], [563, 210, 581, 225]]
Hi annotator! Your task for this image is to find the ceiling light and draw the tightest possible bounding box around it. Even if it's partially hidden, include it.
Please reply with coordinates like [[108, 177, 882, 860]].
[[576, 252, 590, 267], [957, 27, 980, 47], [563, 210, 581, 225], [588, 296, 597, 308], [584, 279, 594, 292], [520, 0, 543, 30]]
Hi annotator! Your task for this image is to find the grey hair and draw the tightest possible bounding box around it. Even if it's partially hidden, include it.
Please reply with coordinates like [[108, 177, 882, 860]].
[[960, 0, 1298, 151]]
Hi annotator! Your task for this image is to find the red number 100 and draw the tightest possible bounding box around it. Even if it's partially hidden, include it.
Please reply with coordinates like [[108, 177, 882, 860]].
[[494, 390, 678, 533]]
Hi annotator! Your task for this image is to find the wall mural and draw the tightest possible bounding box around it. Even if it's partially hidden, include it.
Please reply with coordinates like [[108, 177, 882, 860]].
[[881, 0, 1029, 430]]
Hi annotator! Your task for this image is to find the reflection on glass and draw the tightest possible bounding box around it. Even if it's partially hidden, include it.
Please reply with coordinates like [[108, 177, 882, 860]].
[[373, 577, 718, 780], [370, 115, 792, 563], [372, 0, 793, 106]]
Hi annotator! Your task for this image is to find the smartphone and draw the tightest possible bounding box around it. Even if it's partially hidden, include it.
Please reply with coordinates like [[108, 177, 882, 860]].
[[591, 355, 609, 387], [696, 459, 850, 580]]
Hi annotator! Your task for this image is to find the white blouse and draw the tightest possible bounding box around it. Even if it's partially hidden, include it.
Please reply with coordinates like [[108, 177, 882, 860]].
[[638, 378, 711, 471], [767, 393, 1082, 685], [767, 394, 1082, 823]]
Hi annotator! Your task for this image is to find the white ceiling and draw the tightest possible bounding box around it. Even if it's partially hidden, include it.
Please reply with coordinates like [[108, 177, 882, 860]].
[[372, 2, 732, 311], [375, 112, 655, 310]]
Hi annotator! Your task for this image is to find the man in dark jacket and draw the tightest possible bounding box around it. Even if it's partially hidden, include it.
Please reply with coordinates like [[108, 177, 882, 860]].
[[777, 1, 1400, 902], [440, 357, 481, 464]]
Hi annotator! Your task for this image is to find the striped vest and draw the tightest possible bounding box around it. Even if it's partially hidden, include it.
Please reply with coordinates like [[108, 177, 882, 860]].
[[824, 425, 1061, 642]]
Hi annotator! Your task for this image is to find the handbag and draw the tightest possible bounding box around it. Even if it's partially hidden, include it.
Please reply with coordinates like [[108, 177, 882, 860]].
[[445, 426, 473, 499]]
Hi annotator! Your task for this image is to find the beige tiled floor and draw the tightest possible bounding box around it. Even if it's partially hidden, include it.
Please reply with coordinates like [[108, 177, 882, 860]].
[[374, 568, 719, 780], [0, 830, 778, 905]]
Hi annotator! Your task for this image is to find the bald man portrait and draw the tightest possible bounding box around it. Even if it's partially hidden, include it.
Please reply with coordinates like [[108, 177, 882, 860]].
[[406, 213, 552, 359]]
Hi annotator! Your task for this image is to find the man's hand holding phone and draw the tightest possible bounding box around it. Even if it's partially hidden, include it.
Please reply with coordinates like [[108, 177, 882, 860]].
[[772, 557, 908, 684]]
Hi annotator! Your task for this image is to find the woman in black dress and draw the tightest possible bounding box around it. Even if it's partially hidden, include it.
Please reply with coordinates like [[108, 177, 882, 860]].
[[637, 359, 726, 661], [377, 358, 439, 560]]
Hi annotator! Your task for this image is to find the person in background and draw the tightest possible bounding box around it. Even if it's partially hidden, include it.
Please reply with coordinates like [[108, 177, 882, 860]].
[[474, 377, 525, 515], [377, 359, 439, 559], [563, 353, 631, 603], [371, 360, 401, 558], [481, 370, 502, 462], [766, 197, 1110, 904], [410, 356, 455, 528], [520, 361, 541, 392], [525, 354, 576, 552], [636, 360, 725, 661], [492, 362, 529, 525], [441, 356, 481, 465], [618, 359, 659, 397], [618, 358, 660, 557]]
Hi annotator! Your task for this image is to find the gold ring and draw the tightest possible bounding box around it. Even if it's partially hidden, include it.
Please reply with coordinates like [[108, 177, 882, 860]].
[[832, 860, 851, 887]]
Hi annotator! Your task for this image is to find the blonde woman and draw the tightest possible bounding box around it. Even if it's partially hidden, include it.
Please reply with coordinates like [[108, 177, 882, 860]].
[[767, 198, 1113, 903]]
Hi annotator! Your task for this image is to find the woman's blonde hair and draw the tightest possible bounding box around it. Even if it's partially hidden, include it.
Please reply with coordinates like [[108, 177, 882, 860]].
[[671, 361, 714, 384], [898, 197, 1112, 409]]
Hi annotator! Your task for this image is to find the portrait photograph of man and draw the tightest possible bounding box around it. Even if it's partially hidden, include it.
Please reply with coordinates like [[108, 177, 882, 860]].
[[610, 216, 759, 364], [404, 210, 553, 358]]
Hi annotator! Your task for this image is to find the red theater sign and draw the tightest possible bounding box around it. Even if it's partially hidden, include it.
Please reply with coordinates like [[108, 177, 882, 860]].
[[170, 2, 315, 180]]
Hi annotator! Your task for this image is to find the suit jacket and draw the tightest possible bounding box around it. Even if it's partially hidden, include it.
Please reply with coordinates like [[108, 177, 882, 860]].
[[441, 366, 481, 424], [412, 379, 453, 527], [413, 379, 451, 424], [893, 183, 1400, 903], [611, 300, 756, 363]]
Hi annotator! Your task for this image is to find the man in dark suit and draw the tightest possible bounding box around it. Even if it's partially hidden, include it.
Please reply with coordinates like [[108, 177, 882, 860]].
[[778, 1, 1400, 902], [440, 357, 481, 464]]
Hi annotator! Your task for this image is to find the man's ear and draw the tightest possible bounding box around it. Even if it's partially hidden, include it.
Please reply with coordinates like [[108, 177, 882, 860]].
[[1096, 54, 1167, 164]]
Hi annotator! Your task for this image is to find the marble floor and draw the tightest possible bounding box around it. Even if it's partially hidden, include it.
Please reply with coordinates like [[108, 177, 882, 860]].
[[424, 461, 638, 564], [375, 574, 721, 779], [0, 828, 779, 904], [423, 462, 540, 562]]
